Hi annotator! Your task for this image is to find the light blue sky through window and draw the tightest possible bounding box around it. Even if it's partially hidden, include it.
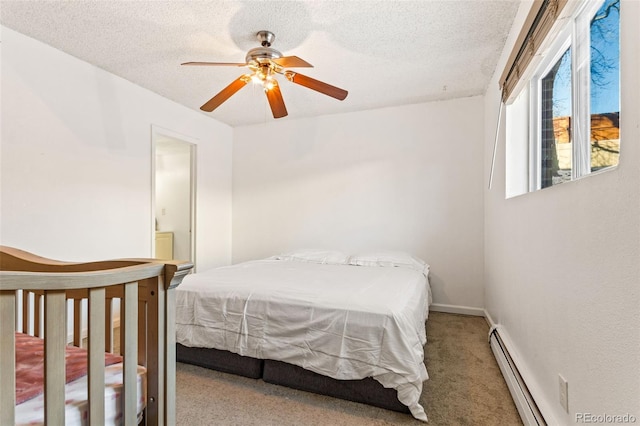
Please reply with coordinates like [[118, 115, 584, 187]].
[[590, 0, 620, 114], [551, 0, 620, 117], [552, 49, 571, 117]]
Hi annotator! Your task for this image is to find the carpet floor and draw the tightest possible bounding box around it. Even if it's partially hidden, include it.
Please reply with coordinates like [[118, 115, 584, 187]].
[[175, 312, 523, 425]]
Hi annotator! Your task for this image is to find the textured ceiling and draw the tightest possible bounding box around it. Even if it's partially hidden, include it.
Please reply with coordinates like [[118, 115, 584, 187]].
[[0, 0, 519, 127]]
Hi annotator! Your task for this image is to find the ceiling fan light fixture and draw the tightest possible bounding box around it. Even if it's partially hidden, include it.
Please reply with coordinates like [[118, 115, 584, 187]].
[[250, 66, 277, 90], [264, 79, 276, 91], [183, 30, 348, 119]]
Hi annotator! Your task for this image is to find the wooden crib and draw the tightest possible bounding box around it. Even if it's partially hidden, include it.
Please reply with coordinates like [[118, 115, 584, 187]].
[[0, 246, 193, 425]]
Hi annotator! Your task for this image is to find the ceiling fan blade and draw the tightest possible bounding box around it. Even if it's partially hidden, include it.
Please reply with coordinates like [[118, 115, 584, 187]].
[[265, 82, 288, 119], [182, 61, 247, 67], [200, 75, 250, 112], [284, 71, 348, 101], [271, 56, 313, 68]]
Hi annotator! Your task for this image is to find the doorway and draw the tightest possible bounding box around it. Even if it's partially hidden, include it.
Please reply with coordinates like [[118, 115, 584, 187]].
[[152, 127, 196, 266]]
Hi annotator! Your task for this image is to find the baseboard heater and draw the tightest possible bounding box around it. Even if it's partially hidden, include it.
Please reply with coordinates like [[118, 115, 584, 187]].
[[489, 328, 546, 426]]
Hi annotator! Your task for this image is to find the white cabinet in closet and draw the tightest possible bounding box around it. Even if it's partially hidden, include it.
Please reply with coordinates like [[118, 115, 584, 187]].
[[155, 232, 174, 260]]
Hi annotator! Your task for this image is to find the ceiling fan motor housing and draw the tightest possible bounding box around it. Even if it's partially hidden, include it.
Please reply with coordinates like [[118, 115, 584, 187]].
[[245, 47, 283, 65]]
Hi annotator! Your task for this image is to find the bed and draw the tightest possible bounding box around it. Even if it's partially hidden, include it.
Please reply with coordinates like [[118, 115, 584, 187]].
[[0, 245, 193, 425], [175, 250, 431, 421]]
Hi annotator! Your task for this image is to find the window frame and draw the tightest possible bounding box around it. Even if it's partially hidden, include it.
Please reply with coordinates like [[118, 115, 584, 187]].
[[529, 28, 572, 192], [505, 0, 620, 196]]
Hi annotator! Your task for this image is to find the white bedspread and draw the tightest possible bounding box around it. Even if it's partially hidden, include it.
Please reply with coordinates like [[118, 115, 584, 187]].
[[175, 259, 431, 421]]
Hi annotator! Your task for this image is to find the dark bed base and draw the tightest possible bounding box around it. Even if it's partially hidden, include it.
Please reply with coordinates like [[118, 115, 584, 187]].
[[263, 359, 410, 413], [176, 344, 410, 414], [176, 344, 263, 378]]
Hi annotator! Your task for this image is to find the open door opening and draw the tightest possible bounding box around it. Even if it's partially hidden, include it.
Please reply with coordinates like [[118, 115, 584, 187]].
[[152, 128, 196, 267]]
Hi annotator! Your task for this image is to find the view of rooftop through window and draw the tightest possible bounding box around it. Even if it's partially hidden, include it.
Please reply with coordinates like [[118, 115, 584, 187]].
[[542, 47, 572, 188]]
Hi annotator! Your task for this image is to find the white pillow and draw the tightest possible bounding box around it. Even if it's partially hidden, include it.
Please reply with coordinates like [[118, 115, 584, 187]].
[[273, 249, 350, 265], [349, 251, 429, 275]]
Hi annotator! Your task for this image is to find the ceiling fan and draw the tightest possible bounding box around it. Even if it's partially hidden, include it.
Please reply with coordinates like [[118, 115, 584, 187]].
[[182, 31, 348, 119]]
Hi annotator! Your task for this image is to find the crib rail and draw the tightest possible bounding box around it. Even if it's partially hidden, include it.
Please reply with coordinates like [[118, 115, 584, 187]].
[[0, 246, 193, 425]]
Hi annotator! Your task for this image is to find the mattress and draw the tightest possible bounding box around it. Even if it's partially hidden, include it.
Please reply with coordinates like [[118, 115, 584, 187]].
[[14, 331, 147, 426], [175, 259, 431, 421], [15, 363, 147, 426]]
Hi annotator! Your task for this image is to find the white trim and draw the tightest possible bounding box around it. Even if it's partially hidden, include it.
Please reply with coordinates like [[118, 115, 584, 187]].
[[529, 74, 541, 192], [572, 0, 595, 180], [484, 308, 496, 329], [189, 143, 197, 272], [429, 303, 485, 317]]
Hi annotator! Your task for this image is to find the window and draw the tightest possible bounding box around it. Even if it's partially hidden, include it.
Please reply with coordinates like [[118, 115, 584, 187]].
[[505, 0, 620, 195], [588, 0, 620, 172], [538, 44, 572, 188]]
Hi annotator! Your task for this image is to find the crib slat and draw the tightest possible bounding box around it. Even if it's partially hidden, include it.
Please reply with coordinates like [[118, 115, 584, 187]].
[[122, 281, 138, 425], [105, 297, 113, 352], [88, 287, 106, 426], [145, 279, 162, 425], [0, 291, 16, 425], [165, 284, 177, 425], [44, 290, 66, 425], [22, 290, 28, 333], [34, 294, 41, 337], [120, 301, 126, 356], [73, 298, 83, 347], [138, 298, 146, 366]]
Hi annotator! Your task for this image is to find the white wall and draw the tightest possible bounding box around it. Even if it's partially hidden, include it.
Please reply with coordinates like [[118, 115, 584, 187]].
[[233, 98, 485, 309], [484, 1, 640, 424], [0, 27, 233, 270]]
